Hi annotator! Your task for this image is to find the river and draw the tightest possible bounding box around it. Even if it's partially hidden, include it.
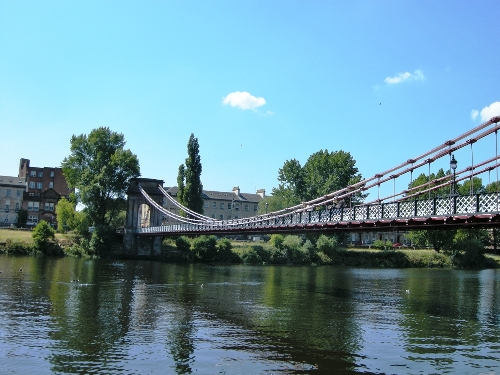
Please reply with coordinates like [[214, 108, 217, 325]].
[[0, 255, 498, 374]]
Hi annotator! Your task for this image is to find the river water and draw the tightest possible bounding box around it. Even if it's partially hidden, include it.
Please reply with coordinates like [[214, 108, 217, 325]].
[[0, 255, 498, 375]]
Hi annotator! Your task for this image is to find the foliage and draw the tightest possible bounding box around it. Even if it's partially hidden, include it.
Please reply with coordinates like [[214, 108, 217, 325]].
[[269, 234, 285, 250], [407, 231, 429, 248], [408, 169, 451, 199], [55, 197, 77, 233], [452, 238, 486, 268], [0, 238, 34, 255], [32, 221, 62, 255], [458, 177, 485, 195], [62, 127, 140, 228], [191, 235, 217, 262], [272, 149, 364, 209], [176, 164, 186, 215], [428, 230, 456, 252], [16, 208, 28, 228], [175, 236, 191, 252], [372, 239, 386, 250], [88, 226, 116, 256], [282, 235, 309, 264], [316, 234, 338, 256], [177, 134, 204, 214]]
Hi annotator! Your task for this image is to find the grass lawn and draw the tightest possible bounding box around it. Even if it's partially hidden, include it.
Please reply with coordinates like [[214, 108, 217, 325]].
[[0, 228, 76, 244]]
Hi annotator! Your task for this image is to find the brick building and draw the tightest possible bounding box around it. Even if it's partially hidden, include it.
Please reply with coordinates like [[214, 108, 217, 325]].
[[18, 158, 73, 227]]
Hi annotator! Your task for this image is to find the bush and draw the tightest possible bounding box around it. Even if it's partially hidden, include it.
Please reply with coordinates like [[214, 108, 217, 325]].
[[175, 236, 191, 252], [373, 240, 386, 250], [32, 221, 62, 255], [282, 235, 309, 264], [0, 238, 33, 255], [452, 238, 486, 268], [316, 235, 338, 256], [191, 235, 218, 262], [89, 226, 116, 256], [216, 238, 240, 263], [269, 234, 285, 250]]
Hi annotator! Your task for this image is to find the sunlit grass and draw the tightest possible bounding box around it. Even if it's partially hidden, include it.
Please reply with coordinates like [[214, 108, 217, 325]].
[[0, 228, 77, 245]]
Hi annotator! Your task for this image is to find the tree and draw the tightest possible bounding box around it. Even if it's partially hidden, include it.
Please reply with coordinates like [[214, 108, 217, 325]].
[[55, 197, 76, 233], [16, 208, 28, 228], [272, 149, 364, 209], [62, 127, 140, 228], [32, 220, 56, 254], [177, 134, 204, 214]]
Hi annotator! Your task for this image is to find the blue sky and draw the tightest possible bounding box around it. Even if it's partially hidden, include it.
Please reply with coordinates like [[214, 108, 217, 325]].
[[1, 1, 499, 200]]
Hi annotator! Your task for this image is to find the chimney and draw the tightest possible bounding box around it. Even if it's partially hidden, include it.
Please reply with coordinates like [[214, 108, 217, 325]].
[[256, 189, 265, 198], [232, 186, 240, 196]]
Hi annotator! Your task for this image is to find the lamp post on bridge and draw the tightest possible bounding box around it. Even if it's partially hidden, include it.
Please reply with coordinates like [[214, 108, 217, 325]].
[[450, 154, 458, 196], [265, 202, 268, 214]]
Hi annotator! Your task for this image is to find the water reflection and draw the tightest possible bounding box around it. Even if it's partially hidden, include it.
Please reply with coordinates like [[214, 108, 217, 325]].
[[0, 255, 499, 374]]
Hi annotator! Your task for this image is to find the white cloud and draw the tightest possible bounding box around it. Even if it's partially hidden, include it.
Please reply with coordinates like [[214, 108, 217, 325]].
[[384, 69, 425, 85], [470, 109, 479, 121], [222, 91, 266, 110], [479, 101, 500, 122]]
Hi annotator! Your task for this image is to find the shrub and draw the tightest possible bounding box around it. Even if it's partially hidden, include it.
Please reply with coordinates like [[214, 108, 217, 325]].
[[175, 236, 191, 252], [32, 221, 62, 255], [452, 238, 486, 268], [316, 235, 338, 256], [282, 235, 309, 264], [241, 246, 263, 264], [191, 235, 218, 262], [216, 238, 240, 263], [269, 234, 285, 250], [373, 240, 386, 250]]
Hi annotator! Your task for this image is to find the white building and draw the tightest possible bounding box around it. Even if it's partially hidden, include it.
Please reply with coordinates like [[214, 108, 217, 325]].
[[0, 175, 26, 227]]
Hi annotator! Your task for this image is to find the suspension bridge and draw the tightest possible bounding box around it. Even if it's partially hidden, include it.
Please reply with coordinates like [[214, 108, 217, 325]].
[[122, 116, 500, 255]]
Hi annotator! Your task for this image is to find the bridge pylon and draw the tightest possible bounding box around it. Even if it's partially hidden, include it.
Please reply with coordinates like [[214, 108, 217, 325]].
[[124, 178, 165, 257]]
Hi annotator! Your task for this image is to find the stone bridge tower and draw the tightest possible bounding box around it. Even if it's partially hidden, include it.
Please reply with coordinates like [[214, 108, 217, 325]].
[[123, 178, 165, 257]]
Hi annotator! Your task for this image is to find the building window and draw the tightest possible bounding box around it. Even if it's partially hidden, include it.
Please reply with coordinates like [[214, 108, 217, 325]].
[[28, 215, 38, 224], [219, 215, 224, 220], [3, 215, 8, 223], [17, 190, 21, 197], [244, 204, 249, 212], [28, 202, 33, 211], [30, 171, 36, 177], [37, 171, 43, 177], [29, 181, 35, 189], [36, 182, 42, 190], [5, 204, 10, 212], [235, 203, 240, 211], [254, 204, 258, 212], [228, 202, 232, 209], [211, 214, 216, 219], [44, 203, 50, 211], [33, 202, 39, 211], [15, 202, 20, 211], [6, 189, 11, 197], [49, 182, 53, 189], [50, 171, 54, 177], [204, 201, 209, 208], [234, 215, 239, 219], [220, 203, 224, 209], [212, 202, 216, 209]]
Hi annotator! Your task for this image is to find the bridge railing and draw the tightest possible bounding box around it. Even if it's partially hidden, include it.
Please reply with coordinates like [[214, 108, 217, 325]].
[[137, 192, 500, 234]]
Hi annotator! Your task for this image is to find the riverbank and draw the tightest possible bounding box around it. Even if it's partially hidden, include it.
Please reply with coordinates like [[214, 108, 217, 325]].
[[2, 228, 499, 268]]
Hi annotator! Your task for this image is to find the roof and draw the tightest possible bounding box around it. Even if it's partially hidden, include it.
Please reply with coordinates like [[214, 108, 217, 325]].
[[0, 175, 26, 188], [165, 186, 263, 203]]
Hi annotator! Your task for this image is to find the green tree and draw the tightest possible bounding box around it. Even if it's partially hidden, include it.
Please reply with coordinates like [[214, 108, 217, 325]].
[[62, 127, 140, 228], [177, 134, 204, 214], [272, 149, 364, 208], [55, 197, 76, 233], [32, 220, 56, 254], [16, 208, 28, 228], [458, 177, 484, 195]]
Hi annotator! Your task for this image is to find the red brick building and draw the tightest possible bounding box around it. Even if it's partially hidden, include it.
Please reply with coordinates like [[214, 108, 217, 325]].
[[18, 158, 73, 227]]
